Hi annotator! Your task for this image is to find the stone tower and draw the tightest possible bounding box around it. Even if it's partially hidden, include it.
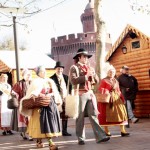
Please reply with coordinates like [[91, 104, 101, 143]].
[[81, 0, 96, 33], [51, 0, 112, 74]]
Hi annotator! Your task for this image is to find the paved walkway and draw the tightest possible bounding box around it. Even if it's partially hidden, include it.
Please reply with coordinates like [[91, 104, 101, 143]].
[[0, 118, 150, 150]]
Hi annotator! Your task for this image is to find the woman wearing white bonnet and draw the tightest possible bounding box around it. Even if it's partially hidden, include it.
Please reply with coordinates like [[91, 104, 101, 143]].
[[11, 68, 32, 140], [102, 63, 116, 78], [19, 65, 62, 149], [22, 68, 31, 77], [0, 73, 13, 135], [97, 63, 130, 137]]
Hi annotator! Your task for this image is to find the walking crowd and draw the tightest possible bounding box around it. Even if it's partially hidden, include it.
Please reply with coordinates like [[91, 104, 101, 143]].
[[0, 48, 139, 149]]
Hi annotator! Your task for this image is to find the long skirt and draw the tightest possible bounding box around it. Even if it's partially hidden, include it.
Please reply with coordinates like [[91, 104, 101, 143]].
[[27, 99, 62, 138], [11, 108, 27, 132], [0, 95, 12, 129], [98, 98, 128, 126]]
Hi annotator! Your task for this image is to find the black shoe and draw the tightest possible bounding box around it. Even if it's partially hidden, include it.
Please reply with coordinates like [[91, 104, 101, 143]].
[[78, 141, 85, 145], [62, 132, 72, 136], [7, 130, 13, 135], [28, 137, 34, 141], [125, 124, 130, 128], [106, 133, 111, 136], [28, 136, 34, 141], [121, 132, 130, 137], [97, 137, 110, 143], [20, 133, 27, 140], [2, 131, 6, 136]]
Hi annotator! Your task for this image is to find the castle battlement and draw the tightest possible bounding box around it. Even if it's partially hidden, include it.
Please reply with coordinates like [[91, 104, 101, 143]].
[[51, 32, 96, 46]]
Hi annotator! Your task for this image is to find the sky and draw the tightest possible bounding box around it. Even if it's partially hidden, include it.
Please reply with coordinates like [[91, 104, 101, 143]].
[[0, 0, 150, 53]]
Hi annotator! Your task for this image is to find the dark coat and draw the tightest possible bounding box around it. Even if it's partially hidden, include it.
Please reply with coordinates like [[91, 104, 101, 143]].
[[117, 73, 138, 101], [0, 91, 3, 95], [50, 73, 72, 94]]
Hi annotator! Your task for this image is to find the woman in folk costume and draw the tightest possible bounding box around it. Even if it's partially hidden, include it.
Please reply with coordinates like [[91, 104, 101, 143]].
[[11, 68, 33, 140], [19, 66, 62, 150], [97, 64, 130, 137], [0, 73, 13, 135]]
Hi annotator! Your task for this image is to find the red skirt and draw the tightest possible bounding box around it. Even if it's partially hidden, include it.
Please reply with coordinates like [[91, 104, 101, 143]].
[[98, 102, 128, 126]]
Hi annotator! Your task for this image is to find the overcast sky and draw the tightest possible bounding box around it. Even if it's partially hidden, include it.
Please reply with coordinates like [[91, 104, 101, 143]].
[[0, 0, 149, 53]]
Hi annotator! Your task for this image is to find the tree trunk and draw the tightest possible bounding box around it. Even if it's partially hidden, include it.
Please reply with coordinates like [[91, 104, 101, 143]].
[[94, 0, 106, 92]]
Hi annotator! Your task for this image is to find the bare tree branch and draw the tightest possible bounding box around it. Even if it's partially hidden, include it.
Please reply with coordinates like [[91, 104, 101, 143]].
[[16, 21, 27, 27], [0, 24, 13, 27], [3, 0, 10, 5], [40, 0, 67, 13], [24, 9, 41, 15], [23, 0, 37, 8], [0, 11, 11, 18]]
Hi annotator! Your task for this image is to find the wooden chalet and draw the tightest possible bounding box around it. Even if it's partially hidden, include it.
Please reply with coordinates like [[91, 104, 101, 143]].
[[0, 50, 56, 86], [105, 24, 150, 118]]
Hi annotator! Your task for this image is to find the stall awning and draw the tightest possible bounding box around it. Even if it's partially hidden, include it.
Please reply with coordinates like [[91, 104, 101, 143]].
[[0, 50, 56, 72]]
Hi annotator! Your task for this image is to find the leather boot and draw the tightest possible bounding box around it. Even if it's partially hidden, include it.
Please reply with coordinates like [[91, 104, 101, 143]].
[[62, 120, 71, 136]]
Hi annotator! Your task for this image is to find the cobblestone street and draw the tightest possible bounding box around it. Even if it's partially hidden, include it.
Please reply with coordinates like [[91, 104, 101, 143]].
[[0, 118, 150, 150]]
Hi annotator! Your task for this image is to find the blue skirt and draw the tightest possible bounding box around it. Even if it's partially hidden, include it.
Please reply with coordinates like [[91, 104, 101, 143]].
[[40, 97, 61, 134]]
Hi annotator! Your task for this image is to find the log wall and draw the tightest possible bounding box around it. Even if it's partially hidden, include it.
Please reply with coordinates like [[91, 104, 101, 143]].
[[108, 37, 150, 117]]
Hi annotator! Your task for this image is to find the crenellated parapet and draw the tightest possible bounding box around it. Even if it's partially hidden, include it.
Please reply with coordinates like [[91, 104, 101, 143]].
[[51, 32, 111, 46], [51, 32, 97, 46]]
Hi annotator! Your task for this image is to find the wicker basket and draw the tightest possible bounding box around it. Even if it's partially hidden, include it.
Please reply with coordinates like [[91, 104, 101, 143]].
[[95, 93, 110, 103], [22, 97, 51, 109]]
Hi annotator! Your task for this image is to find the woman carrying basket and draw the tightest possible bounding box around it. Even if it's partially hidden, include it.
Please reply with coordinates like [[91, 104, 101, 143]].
[[19, 66, 62, 150], [97, 64, 130, 137]]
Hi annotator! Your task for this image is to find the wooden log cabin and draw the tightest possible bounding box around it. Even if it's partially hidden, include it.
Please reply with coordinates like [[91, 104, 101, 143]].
[[105, 24, 150, 118], [0, 50, 56, 86]]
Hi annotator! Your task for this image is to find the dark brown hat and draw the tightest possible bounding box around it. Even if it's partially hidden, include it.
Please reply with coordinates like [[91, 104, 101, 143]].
[[73, 48, 92, 59], [54, 61, 64, 69], [122, 65, 129, 70]]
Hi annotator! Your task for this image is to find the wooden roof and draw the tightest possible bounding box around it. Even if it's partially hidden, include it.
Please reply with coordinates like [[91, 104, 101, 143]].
[[0, 59, 10, 72], [105, 24, 150, 61], [0, 50, 56, 72]]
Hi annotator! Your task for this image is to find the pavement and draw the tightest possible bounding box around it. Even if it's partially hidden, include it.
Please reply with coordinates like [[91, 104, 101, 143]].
[[0, 118, 150, 150]]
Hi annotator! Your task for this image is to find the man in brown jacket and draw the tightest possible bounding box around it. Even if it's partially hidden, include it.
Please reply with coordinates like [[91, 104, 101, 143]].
[[69, 48, 110, 145]]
